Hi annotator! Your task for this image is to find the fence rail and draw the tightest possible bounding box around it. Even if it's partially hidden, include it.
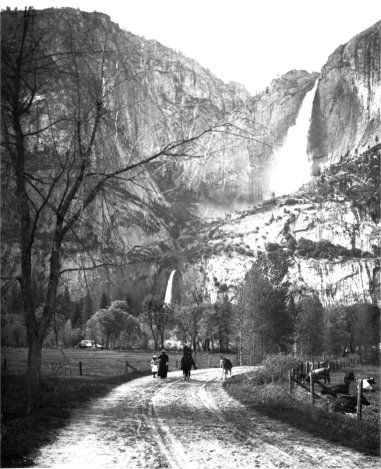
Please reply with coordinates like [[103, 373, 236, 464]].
[[288, 357, 366, 420]]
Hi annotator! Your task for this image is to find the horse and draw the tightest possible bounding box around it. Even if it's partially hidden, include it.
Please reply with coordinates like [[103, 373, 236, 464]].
[[180, 354, 196, 380], [220, 357, 233, 380]]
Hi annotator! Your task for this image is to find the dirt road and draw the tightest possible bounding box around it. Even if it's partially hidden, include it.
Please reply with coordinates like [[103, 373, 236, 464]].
[[33, 367, 378, 468]]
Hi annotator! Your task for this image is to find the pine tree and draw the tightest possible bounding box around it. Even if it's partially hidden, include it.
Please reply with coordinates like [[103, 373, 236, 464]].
[[99, 291, 110, 309]]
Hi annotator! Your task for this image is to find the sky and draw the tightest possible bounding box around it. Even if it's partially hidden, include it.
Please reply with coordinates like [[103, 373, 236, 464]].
[[3, 0, 381, 94]]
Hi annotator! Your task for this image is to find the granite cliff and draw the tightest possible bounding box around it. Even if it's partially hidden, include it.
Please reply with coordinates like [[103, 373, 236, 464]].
[[308, 20, 381, 173], [1, 8, 380, 313]]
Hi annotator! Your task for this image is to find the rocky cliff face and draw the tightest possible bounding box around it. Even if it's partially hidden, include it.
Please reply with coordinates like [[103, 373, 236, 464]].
[[174, 70, 318, 213], [2, 8, 379, 313], [31, 9, 318, 215], [175, 145, 380, 308], [308, 20, 381, 173]]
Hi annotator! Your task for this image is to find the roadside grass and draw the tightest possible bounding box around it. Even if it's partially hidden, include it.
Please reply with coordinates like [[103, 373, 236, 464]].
[[1, 372, 149, 468], [224, 365, 380, 456]]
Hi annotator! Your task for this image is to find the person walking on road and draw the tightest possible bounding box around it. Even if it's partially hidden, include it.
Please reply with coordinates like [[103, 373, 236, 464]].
[[158, 349, 169, 378], [150, 355, 158, 378]]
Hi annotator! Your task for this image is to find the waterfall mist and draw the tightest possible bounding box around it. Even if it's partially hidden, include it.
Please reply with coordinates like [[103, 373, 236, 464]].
[[270, 81, 317, 196]]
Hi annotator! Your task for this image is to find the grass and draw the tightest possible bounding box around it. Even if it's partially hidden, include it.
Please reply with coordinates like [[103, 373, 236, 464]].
[[1, 347, 232, 467], [224, 364, 380, 456], [0, 347, 231, 376], [1, 372, 148, 467]]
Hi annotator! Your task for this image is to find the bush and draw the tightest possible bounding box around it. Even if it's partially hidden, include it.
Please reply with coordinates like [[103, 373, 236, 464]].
[[260, 353, 300, 383], [284, 198, 299, 205], [247, 368, 272, 386], [286, 236, 297, 252], [294, 237, 366, 260], [265, 242, 281, 252], [235, 246, 247, 255], [219, 283, 228, 293]]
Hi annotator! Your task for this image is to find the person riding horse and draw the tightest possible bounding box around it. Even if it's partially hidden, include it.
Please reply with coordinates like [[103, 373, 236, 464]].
[[180, 352, 196, 380]]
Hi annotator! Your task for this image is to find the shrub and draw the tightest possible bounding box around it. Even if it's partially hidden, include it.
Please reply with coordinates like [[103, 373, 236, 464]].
[[284, 198, 299, 205], [260, 353, 301, 383], [235, 246, 247, 255], [219, 283, 228, 293], [286, 236, 297, 252], [265, 242, 280, 252]]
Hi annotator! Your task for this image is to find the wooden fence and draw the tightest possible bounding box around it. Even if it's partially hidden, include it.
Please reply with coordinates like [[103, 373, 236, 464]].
[[288, 357, 365, 420]]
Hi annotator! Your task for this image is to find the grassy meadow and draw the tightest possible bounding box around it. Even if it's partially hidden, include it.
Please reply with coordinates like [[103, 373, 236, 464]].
[[1, 347, 229, 376]]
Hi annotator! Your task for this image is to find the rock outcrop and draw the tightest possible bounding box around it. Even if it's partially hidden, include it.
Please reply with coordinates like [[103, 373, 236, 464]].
[[176, 160, 380, 307], [308, 20, 381, 173]]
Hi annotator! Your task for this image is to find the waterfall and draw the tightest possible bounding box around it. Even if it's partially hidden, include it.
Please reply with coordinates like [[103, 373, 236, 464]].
[[270, 81, 318, 196], [164, 270, 176, 304]]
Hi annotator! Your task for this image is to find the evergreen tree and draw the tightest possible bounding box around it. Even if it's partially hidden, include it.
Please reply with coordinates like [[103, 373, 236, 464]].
[[71, 302, 83, 329], [99, 291, 110, 309], [236, 263, 294, 363], [295, 296, 324, 357], [83, 293, 93, 323], [211, 295, 234, 352]]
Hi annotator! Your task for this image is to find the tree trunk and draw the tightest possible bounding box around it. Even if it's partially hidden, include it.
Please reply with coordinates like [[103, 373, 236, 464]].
[[105, 332, 110, 349], [192, 337, 197, 351], [27, 336, 43, 404]]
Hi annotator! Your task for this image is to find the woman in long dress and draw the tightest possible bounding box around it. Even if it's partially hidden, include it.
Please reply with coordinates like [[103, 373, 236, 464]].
[[157, 349, 169, 378]]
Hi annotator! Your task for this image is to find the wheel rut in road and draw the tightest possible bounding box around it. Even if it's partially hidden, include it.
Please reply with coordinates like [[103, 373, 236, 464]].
[[33, 367, 378, 468]]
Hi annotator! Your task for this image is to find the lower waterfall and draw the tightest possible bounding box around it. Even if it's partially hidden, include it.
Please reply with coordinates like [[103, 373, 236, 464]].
[[164, 270, 176, 304], [270, 81, 318, 196]]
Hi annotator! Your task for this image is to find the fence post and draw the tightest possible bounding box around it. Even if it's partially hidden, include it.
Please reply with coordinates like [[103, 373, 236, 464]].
[[306, 362, 310, 374], [356, 380, 363, 420], [309, 372, 314, 404], [3, 358, 7, 372], [79, 361, 82, 376], [125, 361, 129, 374]]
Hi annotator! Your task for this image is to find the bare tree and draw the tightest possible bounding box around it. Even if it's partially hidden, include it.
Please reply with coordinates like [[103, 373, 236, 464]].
[[173, 265, 209, 350], [140, 295, 173, 350]]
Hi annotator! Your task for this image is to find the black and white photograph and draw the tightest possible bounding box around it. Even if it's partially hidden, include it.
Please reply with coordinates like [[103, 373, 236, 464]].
[[1, 0, 380, 467]]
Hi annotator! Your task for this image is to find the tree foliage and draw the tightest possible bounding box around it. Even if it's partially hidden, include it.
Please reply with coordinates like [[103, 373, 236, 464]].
[[202, 295, 234, 352], [236, 261, 294, 363], [85, 300, 140, 348], [323, 303, 380, 358], [306, 144, 380, 222], [294, 296, 324, 356]]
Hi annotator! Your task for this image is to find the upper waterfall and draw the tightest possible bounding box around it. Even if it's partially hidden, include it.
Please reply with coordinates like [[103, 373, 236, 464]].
[[164, 270, 176, 304], [270, 81, 318, 196]]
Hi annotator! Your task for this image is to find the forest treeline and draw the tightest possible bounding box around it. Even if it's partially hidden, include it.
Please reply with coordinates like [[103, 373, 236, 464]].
[[2, 250, 380, 363]]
